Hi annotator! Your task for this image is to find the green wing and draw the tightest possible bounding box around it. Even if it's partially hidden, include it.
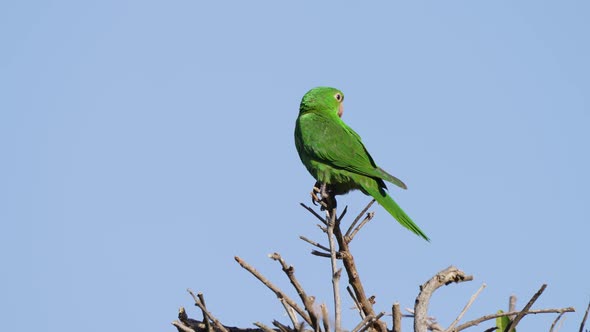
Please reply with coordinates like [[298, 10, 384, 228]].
[[299, 113, 407, 189]]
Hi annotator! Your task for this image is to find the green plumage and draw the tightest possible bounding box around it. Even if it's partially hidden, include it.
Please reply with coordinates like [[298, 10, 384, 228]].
[[294, 87, 429, 241]]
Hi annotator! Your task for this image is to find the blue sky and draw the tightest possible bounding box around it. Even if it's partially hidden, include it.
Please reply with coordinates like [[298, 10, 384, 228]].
[[2, 1, 589, 331]]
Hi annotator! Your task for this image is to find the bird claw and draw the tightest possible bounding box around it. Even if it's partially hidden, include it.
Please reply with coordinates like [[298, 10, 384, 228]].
[[310, 185, 322, 206], [310, 182, 336, 211]]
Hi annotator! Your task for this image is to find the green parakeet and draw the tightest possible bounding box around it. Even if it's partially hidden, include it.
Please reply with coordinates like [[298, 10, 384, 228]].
[[294, 86, 429, 241]]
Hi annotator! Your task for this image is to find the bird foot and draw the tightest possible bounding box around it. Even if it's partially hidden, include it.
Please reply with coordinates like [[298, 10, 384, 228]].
[[310, 182, 337, 211]]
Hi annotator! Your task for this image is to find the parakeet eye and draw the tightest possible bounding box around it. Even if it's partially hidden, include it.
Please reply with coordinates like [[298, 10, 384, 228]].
[[334, 93, 343, 102]]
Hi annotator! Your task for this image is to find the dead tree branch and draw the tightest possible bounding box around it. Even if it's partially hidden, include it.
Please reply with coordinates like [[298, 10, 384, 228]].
[[508, 295, 517, 320], [347, 285, 364, 319], [299, 235, 330, 253], [344, 199, 375, 240], [392, 302, 402, 332], [299, 203, 327, 226], [346, 211, 375, 243], [326, 207, 343, 332], [175, 196, 578, 332], [269, 253, 319, 331], [197, 292, 214, 332], [447, 283, 486, 331], [320, 303, 330, 332], [172, 307, 198, 332], [580, 300, 590, 332], [188, 289, 230, 332], [332, 208, 387, 332], [414, 266, 474, 332], [503, 284, 546, 332], [254, 322, 276, 332], [453, 307, 575, 332], [549, 311, 567, 332], [234, 256, 313, 327]]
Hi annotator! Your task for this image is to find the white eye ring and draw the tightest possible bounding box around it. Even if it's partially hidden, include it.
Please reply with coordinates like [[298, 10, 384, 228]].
[[334, 93, 343, 102]]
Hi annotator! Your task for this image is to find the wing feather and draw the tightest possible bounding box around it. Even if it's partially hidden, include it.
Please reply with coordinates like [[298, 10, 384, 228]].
[[301, 114, 406, 189]]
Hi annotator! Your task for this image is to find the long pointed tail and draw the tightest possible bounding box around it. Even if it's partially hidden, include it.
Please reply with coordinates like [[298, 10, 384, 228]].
[[367, 187, 429, 241]]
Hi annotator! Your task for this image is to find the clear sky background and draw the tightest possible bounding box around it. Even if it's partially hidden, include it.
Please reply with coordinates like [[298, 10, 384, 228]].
[[2, 1, 589, 331]]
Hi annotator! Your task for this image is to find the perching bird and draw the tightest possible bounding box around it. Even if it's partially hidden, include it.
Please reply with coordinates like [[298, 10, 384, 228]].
[[294, 87, 429, 241]]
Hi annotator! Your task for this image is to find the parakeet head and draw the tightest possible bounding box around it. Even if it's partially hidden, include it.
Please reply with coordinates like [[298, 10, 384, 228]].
[[299, 86, 344, 118]]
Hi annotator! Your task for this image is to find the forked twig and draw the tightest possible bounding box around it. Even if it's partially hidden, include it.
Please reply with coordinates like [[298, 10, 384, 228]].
[[197, 292, 214, 332], [346, 212, 375, 243], [353, 311, 386, 332], [234, 256, 313, 326], [279, 298, 299, 327], [351, 314, 375, 332], [187, 289, 229, 332], [270, 253, 319, 330], [345, 199, 375, 238]]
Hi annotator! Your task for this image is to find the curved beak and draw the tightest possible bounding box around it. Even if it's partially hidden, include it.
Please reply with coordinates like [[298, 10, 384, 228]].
[[338, 103, 343, 118]]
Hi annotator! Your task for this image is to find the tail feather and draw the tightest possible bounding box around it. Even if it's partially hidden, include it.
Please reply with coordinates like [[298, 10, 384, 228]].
[[366, 186, 429, 241]]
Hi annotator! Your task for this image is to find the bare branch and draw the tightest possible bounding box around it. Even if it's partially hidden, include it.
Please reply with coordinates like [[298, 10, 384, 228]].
[[326, 208, 342, 332], [300, 203, 328, 226], [447, 283, 487, 330], [172, 320, 197, 332], [392, 303, 402, 332], [311, 250, 332, 258], [299, 235, 330, 253], [254, 322, 276, 332], [580, 300, 590, 332], [347, 285, 364, 319], [273, 320, 294, 332], [414, 266, 473, 332], [187, 289, 230, 332], [269, 253, 319, 330], [337, 205, 348, 223], [503, 284, 547, 332], [345, 199, 375, 239], [353, 312, 386, 332], [550, 312, 566, 332], [453, 307, 575, 332], [332, 208, 387, 332], [196, 293, 214, 332], [234, 256, 313, 327], [320, 303, 330, 332], [351, 314, 375, 332], [508, 295, 517, 319], [280, 298, 299, 327], [346, 212, 375, 243]]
